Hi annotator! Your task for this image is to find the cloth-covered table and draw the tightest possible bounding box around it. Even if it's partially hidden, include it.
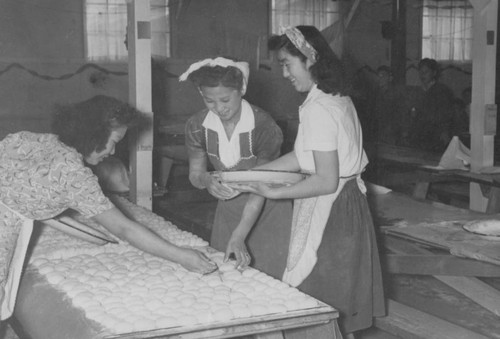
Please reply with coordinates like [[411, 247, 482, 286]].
[[13, 196, 340, 339]]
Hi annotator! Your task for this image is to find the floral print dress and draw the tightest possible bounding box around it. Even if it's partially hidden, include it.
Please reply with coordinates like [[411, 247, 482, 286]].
[[0, 131, 113, 319]]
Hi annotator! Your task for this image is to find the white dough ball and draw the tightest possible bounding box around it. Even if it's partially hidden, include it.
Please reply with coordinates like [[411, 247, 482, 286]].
[[133, 318, 156, 332], [212, 307, 234, 322], [155, 316, 179, 329], [114, 321, 134, 334]]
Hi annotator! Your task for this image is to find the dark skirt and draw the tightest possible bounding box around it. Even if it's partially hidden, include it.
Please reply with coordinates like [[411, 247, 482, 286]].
[[292, 179, 386, 334], [210, 193, 292, 279]]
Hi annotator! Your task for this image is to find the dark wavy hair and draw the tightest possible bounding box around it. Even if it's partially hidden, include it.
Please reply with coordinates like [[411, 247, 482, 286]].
[[187, 64, 244, 91], [418, 58, 441, 80], [268, 25, 346, 95], [51, 95, 142, 157]]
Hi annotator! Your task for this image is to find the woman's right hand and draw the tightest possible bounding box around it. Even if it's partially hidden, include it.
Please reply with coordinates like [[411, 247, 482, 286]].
[[203, 173, 240, 200], [177, 247, 217, 274]]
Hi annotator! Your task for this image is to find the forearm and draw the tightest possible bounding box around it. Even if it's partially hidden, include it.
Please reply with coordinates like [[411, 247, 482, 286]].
[[266, 150, 339, 199], [93, 208, 185, 262], [255, 151, 300, 172], [189, 170, 211, 189], [271, 173, 339, 199], [188, 155, 210, 189], [232, 194, 265, 239]]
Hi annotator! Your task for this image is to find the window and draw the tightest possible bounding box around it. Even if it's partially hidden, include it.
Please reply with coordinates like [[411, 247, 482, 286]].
[[422, 0, 473, 62], [271, 0, 340, 34], [85, 0, 170, 61]]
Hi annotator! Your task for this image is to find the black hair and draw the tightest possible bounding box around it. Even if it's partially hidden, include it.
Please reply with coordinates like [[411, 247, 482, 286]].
[[51, 95, 143, 157], [187, 63, 244, 92], [268, 25, 346, 95], [377, 65, 392, 75], [418, 58, 441, 79]]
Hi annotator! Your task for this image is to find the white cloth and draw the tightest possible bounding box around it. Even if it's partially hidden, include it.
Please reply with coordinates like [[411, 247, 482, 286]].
[[0, 202, 34, 320], [202, 99, 255, 168], [282, 85, 368, 287], [179, 57, 250, 95], [438, 136, 471, 170]]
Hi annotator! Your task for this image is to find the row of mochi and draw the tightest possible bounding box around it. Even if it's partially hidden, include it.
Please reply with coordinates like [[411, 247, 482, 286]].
[[30, 250, 320, 334]]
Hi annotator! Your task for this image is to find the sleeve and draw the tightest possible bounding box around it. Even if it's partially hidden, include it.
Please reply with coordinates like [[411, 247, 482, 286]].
[[184, 114, 207, 160], [253, 116, 284, 161], [301, 101, 339, 151], [61, 151, 114, 218]]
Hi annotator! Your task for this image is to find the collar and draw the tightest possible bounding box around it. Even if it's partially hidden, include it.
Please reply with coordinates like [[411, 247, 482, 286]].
[[299, 84, 324, 115], [202, 99, 255, 136]]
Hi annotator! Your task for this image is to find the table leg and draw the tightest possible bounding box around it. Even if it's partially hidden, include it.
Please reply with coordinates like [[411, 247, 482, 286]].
[[486, 186, 500, 213], [412, 181, 430, 200], [159, 156, 174, 190]]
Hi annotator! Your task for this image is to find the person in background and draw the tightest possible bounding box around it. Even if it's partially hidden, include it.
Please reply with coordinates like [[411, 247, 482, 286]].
[[409, 58, 455, 152], [181, 57, 292, 278], [372, 65, 409, 145], [231, 26, 385, 338], [451, 97, 470, 142], [461, 86, 472, 123], [0, 95, 216, 320]]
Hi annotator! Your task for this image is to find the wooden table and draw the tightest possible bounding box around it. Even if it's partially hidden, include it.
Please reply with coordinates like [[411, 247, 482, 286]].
[[367, 187, 500, 338], [12, 195, 342, 339], [374, 142, 500, 213], [102, 305, 339, 339]]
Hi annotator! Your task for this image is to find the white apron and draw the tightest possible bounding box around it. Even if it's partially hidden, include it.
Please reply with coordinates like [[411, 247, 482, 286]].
[[282, 175, 365, 287]]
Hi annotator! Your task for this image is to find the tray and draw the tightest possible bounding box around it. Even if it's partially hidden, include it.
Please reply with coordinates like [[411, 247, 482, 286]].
[[44, 216, 118, 245], [212, 170, 308, 187], [463, 219, 500, 239]]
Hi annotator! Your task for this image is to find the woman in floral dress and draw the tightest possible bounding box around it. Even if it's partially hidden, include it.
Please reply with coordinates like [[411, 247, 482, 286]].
[[0, 95, 216, 320]]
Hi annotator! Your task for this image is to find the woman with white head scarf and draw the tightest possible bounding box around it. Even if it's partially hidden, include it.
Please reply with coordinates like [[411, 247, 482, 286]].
[[181, 57, 292, 278]]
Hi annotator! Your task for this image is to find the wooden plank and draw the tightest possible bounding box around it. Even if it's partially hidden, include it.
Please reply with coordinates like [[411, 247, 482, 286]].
[[127, 0, 153, 209], [435, 276, 500, 316], [469, 0, 497, 210], [103, 305, 339, 339], [375, 299, 492, 339], [383, 253, 500, 277], [486, 186, 500, 213], [383, 233, 500, 316]]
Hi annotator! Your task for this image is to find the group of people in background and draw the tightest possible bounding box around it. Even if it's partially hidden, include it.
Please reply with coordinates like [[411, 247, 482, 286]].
[[362, 58, 471, 154]]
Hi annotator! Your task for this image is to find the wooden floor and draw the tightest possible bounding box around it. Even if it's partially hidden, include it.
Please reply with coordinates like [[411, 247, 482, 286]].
[[152, 163, 500, 339]]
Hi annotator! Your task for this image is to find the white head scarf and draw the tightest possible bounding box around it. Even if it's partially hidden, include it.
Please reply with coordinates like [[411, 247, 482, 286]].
[[179, 57, 250, 95]]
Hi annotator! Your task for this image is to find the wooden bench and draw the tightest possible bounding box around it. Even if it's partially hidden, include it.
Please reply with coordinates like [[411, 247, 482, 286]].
[[413, 166, 500, 213], [373, 142, 500, 213]]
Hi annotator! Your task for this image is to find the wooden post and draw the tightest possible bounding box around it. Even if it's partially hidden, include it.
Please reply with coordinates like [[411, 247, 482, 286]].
[[469, 0, 497, 211], [127, 0, 153, 210]]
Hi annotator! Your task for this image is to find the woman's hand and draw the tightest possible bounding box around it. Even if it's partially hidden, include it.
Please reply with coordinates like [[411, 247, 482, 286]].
[[204, 174, 240, 200], [228, 182, 276, 199], [225, 234, 251, 270], [177, 247, 217, 274], [94, 208, 218, 274]]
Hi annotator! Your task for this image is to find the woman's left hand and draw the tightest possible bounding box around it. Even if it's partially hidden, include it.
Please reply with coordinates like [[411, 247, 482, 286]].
[[178, 247, 218, 274], [225, 235, 251, 270], [227, 182, 275, 198]]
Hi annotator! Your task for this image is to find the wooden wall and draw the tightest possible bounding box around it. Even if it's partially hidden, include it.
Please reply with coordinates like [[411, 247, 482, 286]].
[[0, 0, 473, 141], [0, 0, 128, 139]]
